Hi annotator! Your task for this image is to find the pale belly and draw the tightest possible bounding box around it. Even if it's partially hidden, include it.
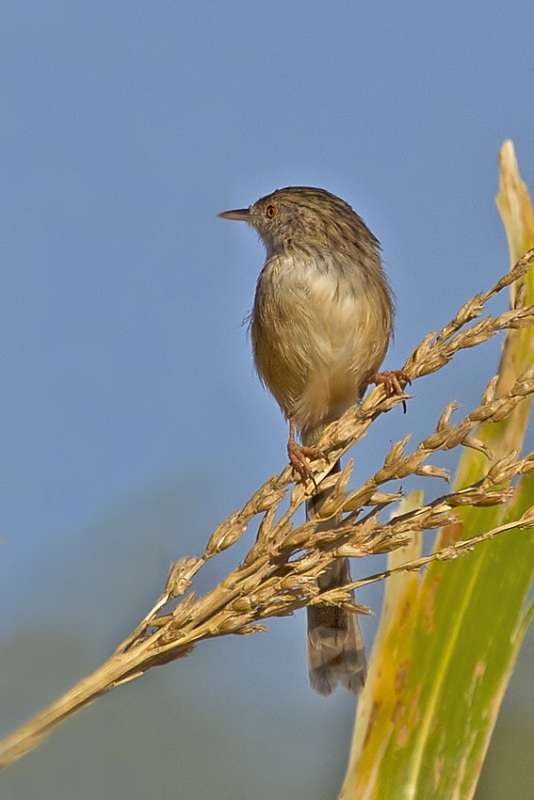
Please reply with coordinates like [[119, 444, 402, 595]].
[[251, 268, 391, 440]]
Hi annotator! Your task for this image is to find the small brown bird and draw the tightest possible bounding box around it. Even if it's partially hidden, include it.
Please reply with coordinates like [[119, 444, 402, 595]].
[[219, 186, 395, 695]]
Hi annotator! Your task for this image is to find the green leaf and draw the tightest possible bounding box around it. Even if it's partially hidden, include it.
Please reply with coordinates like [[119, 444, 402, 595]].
[[341, 141, 534, 800]]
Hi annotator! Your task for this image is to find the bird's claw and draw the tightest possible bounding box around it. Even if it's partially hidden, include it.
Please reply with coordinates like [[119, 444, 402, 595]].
[[287, 440, 325, 486], [369, 369, 411, 412]]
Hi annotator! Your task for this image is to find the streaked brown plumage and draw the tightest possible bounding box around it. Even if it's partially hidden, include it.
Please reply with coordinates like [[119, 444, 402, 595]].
[[219, 186, 395, 694]]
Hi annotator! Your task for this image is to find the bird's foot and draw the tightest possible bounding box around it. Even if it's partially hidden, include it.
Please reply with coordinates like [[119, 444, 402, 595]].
[[288, 440, 325, 482], [287, 420, 325, 484], [369, 369, 411, 412]]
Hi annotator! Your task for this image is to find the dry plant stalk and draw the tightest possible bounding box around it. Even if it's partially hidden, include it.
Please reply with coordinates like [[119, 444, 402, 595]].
[[1, 250, 534, 769]]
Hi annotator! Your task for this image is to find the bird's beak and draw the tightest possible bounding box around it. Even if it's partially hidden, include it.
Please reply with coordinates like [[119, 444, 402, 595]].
[[218, 207, 251, 221]]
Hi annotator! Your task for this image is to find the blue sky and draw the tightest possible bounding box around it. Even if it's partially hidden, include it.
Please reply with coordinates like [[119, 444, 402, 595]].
[[2, 3, 533, 798]]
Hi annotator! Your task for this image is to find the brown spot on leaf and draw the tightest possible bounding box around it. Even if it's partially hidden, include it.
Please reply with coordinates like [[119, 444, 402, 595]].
[[433, 756, 444, 787], [395, 660, 411, 693], [474, 660, 486, 678], [396, 722, 411, 748], [392, 700, 406, 724], [363, 701, 381, 749], [399, 596, 413, 625]]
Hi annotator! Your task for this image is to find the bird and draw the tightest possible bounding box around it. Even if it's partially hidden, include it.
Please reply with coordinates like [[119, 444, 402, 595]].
[[219, 186, 398, 695]]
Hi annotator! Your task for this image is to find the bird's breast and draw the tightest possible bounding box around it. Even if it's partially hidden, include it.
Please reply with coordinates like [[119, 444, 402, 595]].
[[250, 253, 392, 437]]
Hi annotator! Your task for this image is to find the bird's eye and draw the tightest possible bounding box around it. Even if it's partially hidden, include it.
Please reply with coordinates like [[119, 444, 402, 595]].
[[266, 205, 277, 219]]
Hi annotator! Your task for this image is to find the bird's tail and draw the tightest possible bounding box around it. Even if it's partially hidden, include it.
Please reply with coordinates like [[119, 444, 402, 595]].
[[306, 459, 367, 695]]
